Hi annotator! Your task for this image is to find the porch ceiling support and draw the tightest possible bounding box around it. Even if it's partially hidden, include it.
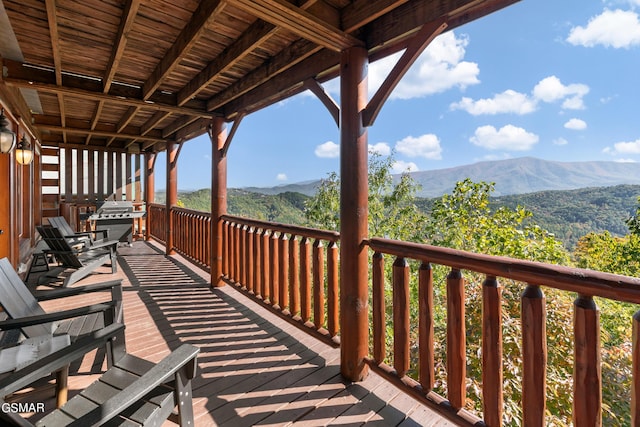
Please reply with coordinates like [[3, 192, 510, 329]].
[[144, 152, 156, 242], [166, 141, 178, 255], [339, 45, 369, 382], [362, 18, 448, 127], [303, 78, 339, 127], [210, 117, 228, 287]]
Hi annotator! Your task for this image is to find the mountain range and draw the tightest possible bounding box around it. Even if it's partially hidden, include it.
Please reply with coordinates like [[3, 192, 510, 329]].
[[242, 157, 640, 197]]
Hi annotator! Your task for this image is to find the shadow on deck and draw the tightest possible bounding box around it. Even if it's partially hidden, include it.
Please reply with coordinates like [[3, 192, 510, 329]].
[[22, 241, 452, 426]]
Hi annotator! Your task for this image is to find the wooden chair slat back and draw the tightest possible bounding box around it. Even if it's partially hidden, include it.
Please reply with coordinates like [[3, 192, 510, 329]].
[[48, 217, 76, 237], [37, 226, 84, 268], [0, 258, 53, 337]]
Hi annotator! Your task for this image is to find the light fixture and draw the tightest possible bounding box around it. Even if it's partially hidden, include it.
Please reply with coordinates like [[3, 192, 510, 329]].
[[15, 134, 33, 165], [0, 108, 17, 154]]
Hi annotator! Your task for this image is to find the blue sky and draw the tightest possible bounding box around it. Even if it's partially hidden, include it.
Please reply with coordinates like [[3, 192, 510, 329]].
[[159, 0, 640, 191]]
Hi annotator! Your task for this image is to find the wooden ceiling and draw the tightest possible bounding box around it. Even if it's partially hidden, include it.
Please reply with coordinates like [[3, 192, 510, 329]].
[[0, 0, 518, 153]]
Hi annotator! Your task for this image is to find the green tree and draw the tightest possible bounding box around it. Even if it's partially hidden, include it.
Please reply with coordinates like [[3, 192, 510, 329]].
[[304, 152, 427, 241]]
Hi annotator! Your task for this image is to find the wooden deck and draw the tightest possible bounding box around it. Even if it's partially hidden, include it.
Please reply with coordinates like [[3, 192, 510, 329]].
[[14, 241, 453, 426]]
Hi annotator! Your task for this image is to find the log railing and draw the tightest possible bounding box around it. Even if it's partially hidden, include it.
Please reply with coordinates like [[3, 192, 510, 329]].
[[148, 203, 166, 243], [367, 236, 640, 426], [145, 208, 640, 425], [221, 214, 341, 343], [172, 207, 211, 271]]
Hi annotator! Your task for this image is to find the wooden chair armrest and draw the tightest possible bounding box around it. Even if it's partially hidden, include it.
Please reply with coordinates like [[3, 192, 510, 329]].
[[0, 302, 117, 331], [34, 279, 123, 301], [75, 344, 199, 425], [0, 323, 125, 398], [87, 239, 119, 250]]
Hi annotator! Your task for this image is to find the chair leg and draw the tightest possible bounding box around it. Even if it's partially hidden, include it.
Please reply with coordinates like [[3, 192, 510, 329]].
[[55, 365, 69, 408]]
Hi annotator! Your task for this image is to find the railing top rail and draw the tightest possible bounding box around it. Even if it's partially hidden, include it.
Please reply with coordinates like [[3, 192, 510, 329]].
[[148, 203, 166, 209], [222, 214, 340, 242], [368, 237, 640, 305], [172, 206, 212, 217]]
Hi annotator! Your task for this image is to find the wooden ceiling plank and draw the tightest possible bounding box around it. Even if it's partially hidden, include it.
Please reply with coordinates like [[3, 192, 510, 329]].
[[36, 123, 166, 143], [207, 39, 322, 112], [142, 0, 228, 100], [230, 0, 362, 51], [117, 106, 140, 132], [4, 76, 215, 119], [342, 0, 410, 32], [178, 0, 322, 107], [162, 115, 200, 139], [85, 100, 105, 144], [141, 111, 171, 136], [222, 48, 339, 118], [104, 0, 142, 93], [363, 18, 447, 127], [177, 19, 276, 106]]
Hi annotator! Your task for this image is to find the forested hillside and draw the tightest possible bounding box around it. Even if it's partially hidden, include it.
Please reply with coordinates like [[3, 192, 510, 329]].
[[171, 184, 640, 248]]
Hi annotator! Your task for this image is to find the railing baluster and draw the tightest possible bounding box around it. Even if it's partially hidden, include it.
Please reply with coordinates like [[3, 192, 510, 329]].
[[247, 226, 255, 294], [482, 275, 503, 427], [234, 223, 240, 282], [313, 239, 325, 330], [239, 225, 246, 289], [633, 310, 640, 425], [393, 256, 410, 378], [279, 233, 289, 312], [223, 220, 230, 277], [270, 231, 280, 308], [447, 268, 466, 409], [372, 252, 385, 364], [521, 284, 546, 427], [327, 241, 339, 337], [300, 236, 312, 324], [289, 236, 300, 318], [260, 228, 270, 301], [252, 226, 260, 296], [419, 260, 434, 391], [573, 294, 602, 426]]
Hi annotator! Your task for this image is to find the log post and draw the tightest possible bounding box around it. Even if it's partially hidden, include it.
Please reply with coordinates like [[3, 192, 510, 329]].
[[339, 45, 369, 382], [144, 152, 155, 241], [573, 294, 602, 426], [165, 141, 178, 255], [521, 285, 546, 427], [211, 117, 227, 287]]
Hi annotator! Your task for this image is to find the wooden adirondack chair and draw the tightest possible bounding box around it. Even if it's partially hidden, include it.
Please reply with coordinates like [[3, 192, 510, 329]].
[[0, 257, 123, 407], [36, 225, 118, 287], [48, 216, 109, 248], [0, 323, 199, 427]]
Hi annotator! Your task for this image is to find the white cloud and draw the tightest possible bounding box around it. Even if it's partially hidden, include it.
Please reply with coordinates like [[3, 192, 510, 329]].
[[368, 142, 391, 156], [391, 160, 420, 174], [470, 125, 539, 151], [609, 139, 640, 154], [451, 75, 589, 116], [314, 141, 340, 158], [450, 90, 537, 115], [532, 76, 589, 109], [564, 118, 587, 130], [553, 137, 569, 145], [567, 9, 640, 49], [395, 134, 442, 159], [368, 31, 480, 100], [276, 173, 288, 181], [616, 158, 637, 163]]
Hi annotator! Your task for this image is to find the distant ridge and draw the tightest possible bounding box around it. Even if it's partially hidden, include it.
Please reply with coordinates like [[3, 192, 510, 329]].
[[241, 157, 640, 198]]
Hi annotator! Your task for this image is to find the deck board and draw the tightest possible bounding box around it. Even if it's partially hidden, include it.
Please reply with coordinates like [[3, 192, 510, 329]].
[[14, 241, 452, 426]]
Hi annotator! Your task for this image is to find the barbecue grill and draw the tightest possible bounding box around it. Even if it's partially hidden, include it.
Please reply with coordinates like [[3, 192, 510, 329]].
[[88, 201, 145, 244]]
